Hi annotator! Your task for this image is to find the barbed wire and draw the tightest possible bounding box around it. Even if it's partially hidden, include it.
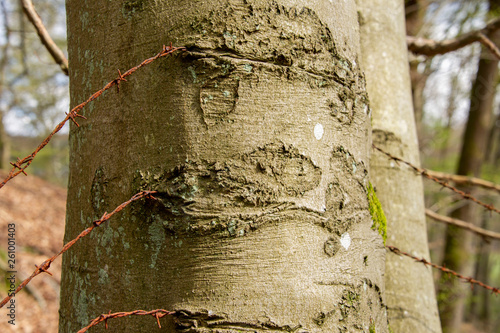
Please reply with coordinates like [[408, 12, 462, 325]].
[[77, 309, 176, 333], [386, 245, 499, 294], [0, 190, 157, 308], [0, 43, 185, 190], [372, 144, 500, 215]]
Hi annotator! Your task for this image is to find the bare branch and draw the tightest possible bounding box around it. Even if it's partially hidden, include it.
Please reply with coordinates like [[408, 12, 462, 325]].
[[20, 0, 68, 75], [407, 17, 500, 57], [425, 209, 500, 241], [425, 169, 500, 194], [477, 32, 500, 59]]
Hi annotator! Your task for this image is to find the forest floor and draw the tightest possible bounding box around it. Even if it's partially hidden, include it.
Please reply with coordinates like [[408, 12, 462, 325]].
[[0, 170, 66, 332]]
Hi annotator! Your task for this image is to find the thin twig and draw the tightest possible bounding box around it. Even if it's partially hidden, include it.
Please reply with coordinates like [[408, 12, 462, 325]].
[[478, 32, 500, 59], [0, 191, 157, 308], [387, 245, 499, 294], [425, 209, 500, 241], [407, 17, 500, 58], [424, 169, 500, 194], [20, 0, 68, 75]]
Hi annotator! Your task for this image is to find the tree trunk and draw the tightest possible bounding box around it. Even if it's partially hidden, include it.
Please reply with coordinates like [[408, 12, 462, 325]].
[[405, 0, 430, 140], [59, 1, 388, 332], [356, 1, 442, 332], [469, 215, 491, 330], [438, 2, 500, 331]]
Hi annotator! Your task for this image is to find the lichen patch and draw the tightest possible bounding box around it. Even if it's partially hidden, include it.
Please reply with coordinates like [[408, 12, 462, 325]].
[[200, 77, 239, 126]]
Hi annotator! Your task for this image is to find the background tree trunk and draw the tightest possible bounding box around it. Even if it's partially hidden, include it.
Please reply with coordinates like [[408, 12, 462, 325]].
[[357, 0, 442, 332], [59, 1, 388, 332], [405, 0, 431, 139], [438, 1, 500, 331]]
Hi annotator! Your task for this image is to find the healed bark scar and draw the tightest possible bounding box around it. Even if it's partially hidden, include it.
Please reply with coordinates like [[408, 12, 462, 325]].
[[200, 76, 239, 126], [174, 309, 304, 332], [136, 142, 322, 235]]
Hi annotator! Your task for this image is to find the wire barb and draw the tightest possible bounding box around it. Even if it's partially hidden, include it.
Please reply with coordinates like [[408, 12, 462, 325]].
[[65, 111, 88, 127], [114, 69, 128, 92], [9, 158, 28, 176]]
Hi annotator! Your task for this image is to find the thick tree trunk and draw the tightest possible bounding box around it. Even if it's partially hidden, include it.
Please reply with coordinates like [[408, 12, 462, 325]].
[[59, 1, 388, 332], [357, 0, 442, 332], [438, 3, 500, 331]]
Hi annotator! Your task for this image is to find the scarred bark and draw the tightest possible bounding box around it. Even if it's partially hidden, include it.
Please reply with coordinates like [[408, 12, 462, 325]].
[[59, 1, 388, 332]]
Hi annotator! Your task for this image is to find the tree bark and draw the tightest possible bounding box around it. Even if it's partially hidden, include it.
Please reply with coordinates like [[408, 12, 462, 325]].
[[357, 0, 442, 332], [438, 2, 500, 331], [59, 1, 388, 332]]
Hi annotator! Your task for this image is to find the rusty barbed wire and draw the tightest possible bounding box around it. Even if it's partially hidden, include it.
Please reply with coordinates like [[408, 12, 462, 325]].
[[0, 43, 185, 190], [372, 144, 500, 215], [386, 245, 500, 294], [0, 190, 157, 308], [78, 309, 176, 333]]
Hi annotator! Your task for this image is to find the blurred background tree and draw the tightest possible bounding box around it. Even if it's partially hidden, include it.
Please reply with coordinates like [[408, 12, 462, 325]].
[[405, 0, 500, 332]]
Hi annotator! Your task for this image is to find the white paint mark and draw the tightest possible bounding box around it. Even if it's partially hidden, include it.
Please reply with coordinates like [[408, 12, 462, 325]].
[[344, 194, 350, 206], [314, 123, 324, 140], [340, 233, 351, 250], [307, 115, 311, 122]]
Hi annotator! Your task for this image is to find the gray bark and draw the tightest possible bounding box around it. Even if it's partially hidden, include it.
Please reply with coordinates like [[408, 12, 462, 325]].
[[356, 0, 442, 332], [59, 1, 387, 332]]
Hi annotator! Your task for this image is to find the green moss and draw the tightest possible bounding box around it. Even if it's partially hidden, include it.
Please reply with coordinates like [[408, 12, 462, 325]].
[[369, 322, 376, 333], [367, 182, 387, 245]]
